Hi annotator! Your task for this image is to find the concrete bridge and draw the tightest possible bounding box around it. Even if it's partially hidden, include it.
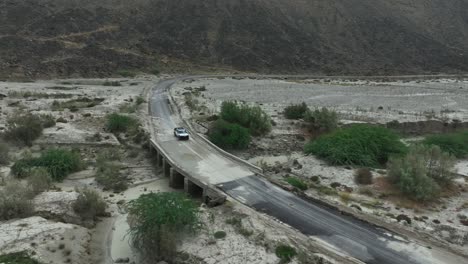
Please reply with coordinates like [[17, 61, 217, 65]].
[[149, 139, 226, 206]]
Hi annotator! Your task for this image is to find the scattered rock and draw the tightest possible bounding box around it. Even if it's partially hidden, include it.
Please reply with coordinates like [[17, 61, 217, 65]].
[[350, 204, 362, 211], [115, 257, 130, 263], [330, 182, 341, 189], [396, 214, 412, 225], [433, 219, 441, 224]]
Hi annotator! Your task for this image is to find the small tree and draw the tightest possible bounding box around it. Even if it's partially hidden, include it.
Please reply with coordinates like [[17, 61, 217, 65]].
[[304, 107, 338, 132], [0, 181, 34, 220], [95, 154, 128, 192], [128, 192, 200, 262], [284, 103, 309, 119], [106, 113, 138, 133], [387, 145, 455, 201]]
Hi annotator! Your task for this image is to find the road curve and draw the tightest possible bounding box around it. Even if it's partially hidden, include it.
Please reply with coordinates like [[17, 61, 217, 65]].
[[150, 76, 467, 264]]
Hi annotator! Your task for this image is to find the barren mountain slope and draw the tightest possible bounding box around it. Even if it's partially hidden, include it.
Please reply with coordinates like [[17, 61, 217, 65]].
[[1, 0, 468, 78]]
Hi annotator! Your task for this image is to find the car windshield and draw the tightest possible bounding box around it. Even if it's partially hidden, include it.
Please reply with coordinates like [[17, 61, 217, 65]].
[[176, 128, 187, 133]]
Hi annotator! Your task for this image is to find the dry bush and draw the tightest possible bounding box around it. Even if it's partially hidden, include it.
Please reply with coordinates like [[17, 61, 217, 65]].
[[27, 168, 53, 195], [0, 141, 9, 165], [354, 168, 373, 185], [0, 180, 34, 220], [73, 188, 107, 221]]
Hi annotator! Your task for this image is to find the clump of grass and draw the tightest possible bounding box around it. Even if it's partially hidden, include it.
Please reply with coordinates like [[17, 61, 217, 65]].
[[275, 244, 297, 263], [117, 69, 137, 78], [11, 149, 83, 181], [0, 181, 34, 220], [0, 141, 10, 165], [106, 113, 138, 133], [305, 124, 407, 167], [51, 97, 104, 111], [284, 102, 308, 119], [285, 177, 308, 191], [94, 152, 128, 192], [0, 251, 42, 264], [213, 231, 226, 239], [73, 188, 107, 221], [103, 81, 121, 86], [423, 131, 468, 158]]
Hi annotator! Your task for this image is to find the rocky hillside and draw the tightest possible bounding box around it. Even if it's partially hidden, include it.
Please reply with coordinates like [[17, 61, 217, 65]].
[[1, 0, 468, 78]]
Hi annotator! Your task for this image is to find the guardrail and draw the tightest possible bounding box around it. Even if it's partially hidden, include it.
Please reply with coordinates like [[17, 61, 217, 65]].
[[166, 82, 264, 175]]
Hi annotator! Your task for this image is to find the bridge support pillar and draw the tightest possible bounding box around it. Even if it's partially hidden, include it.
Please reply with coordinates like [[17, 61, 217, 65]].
[[184, 178, 204, 197], [169, 168, 184, 189], [156, 151, 163, 167], [162, 158, 170, 177]]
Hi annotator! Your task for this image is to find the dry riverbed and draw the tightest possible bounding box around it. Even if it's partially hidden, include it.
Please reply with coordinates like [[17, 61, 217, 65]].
[[171, 77, 468, 257]]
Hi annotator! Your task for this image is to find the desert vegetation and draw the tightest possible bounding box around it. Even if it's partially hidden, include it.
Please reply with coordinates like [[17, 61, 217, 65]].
[[423, 131, 468, 158], [94, 150, 128, 192], [304, 107, 338, 133], [0, 251, 42, 264], [387, 145, 456, 201], [128, 192, 200, 262], [11, 148, 83, 181], [3, 112, 56, 146], [208, 101, 270, 149], [284, 103, 309, 119], [73, 188, 107, 221], [305, 124, 407, 166]]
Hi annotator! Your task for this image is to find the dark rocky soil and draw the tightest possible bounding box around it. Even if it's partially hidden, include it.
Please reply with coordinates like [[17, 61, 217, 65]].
[[2, 0, 468, 78]]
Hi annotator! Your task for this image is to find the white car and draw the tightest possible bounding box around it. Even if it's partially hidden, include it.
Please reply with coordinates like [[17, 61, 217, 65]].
[[174, 127, 189, 140]]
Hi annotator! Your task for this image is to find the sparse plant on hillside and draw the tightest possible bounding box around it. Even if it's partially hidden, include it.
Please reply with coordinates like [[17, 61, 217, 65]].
[[0, 180, 34, 220], [387, 145, 455, 201], [0, 251, 42, 264], [4, 112, 45, 146], [95, 153, 128, 192], [27, 168, 53, 195], [284, 102, 309, 119], [128, 192, 200, 262], [304, 107, 338, 132], [73, 188, 107, 221], [305, 124, 406, 167]]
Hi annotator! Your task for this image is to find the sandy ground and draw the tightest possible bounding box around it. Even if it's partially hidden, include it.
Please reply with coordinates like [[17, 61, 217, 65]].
[[173, 77, 468, 124]]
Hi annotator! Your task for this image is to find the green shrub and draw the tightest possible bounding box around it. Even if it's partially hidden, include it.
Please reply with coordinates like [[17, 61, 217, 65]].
[[27, 168, 52, 195], [106, 113, 138, 133], [305, 124, 407, 167], [103, 81, 121, 86], [0, 141, 10, 165], [4, 113, 44, 146], [423, 131, 468, 158], [117, 69, 137, 77], [73, 188, 107, 221], [0, 251, 42, 264], [304, 107, 338, 132], [220, 101, 271, 136], [387, 145, 455, 201], [11, 149, 83, 181], [208, 119, 251, 149], [285, 177, 308, 191], [0, 181, 34, 220], [275, 244, 297, 263], [214, 231, 226, 239], [95, 155, 128, 192], [354, 168, 373, 185], [128, 192, 200, 261], [284, 103, 309, 119]]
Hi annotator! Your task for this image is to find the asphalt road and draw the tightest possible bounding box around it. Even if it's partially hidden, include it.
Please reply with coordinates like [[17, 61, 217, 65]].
[[150, 77, 467, 264]]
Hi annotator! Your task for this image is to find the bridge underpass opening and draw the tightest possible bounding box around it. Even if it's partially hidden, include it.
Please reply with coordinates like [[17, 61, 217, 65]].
[[169, 168, 185, 189], [185, 179, 204, 198]]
